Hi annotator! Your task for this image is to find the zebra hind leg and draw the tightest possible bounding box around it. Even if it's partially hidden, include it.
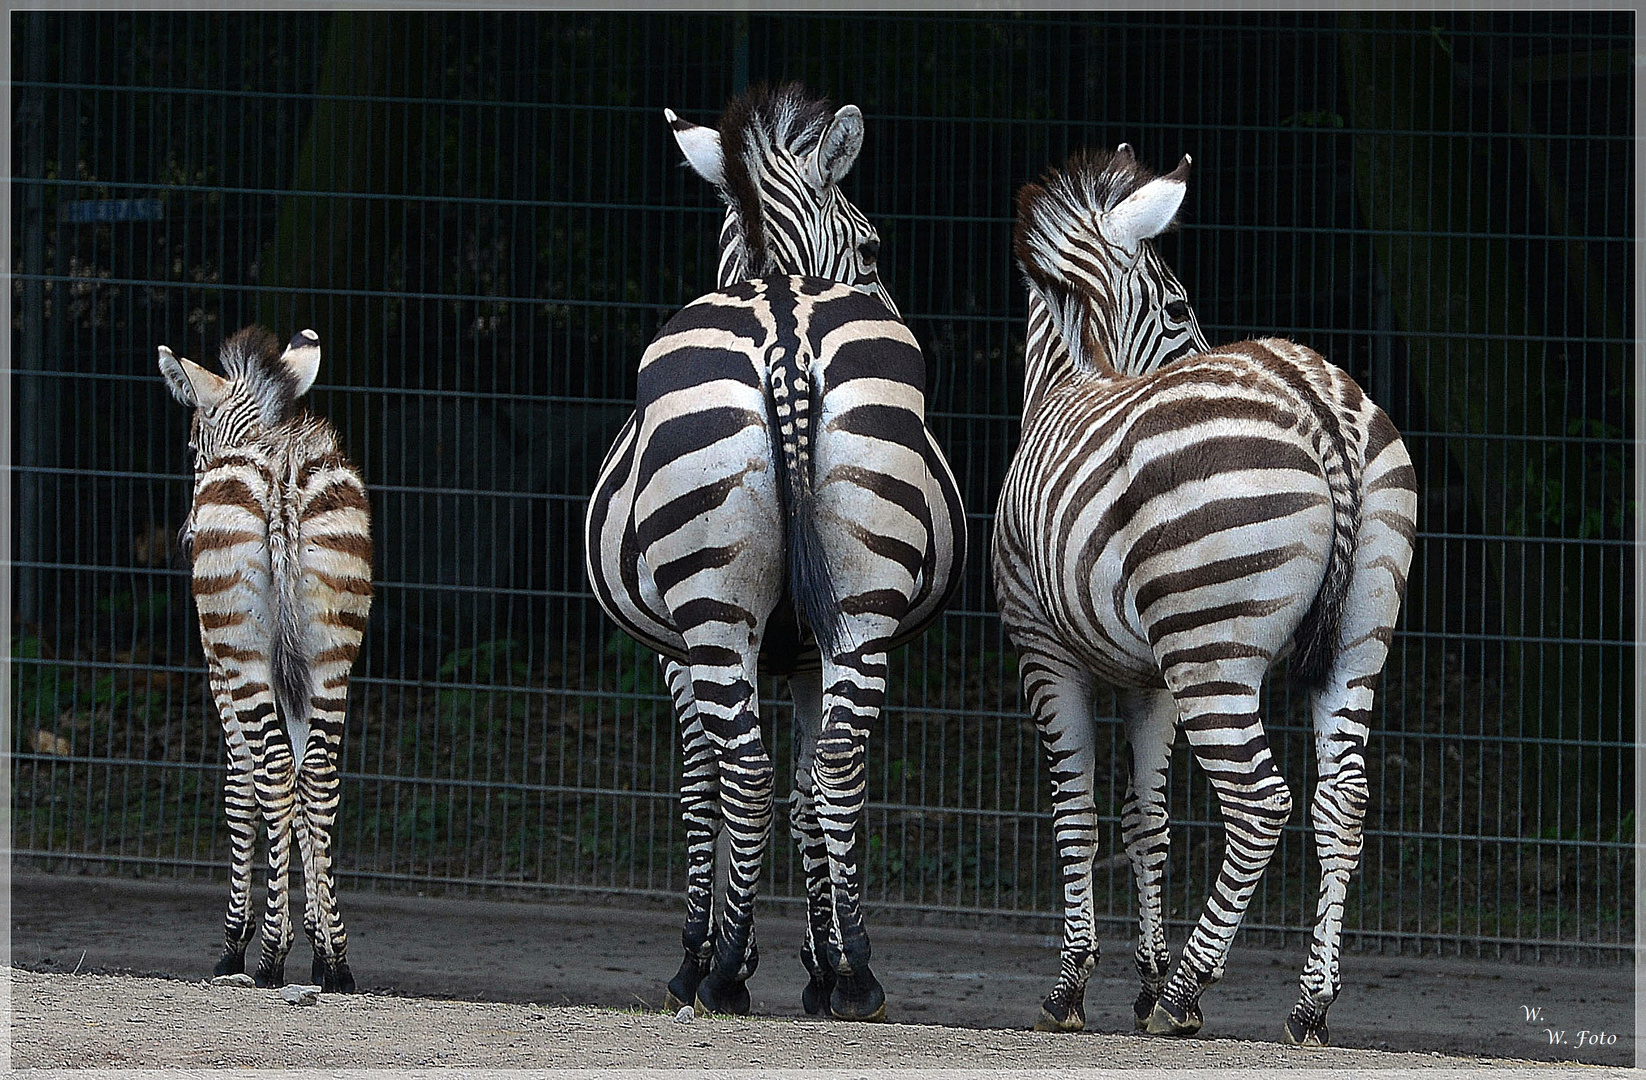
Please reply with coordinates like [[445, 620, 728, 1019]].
[[299, 714, 355, 993], [214, 671, 259, 977], [1147, 691, 1292, 1038], [686, 649, 771, 1018], [661, 659, 719, 1013], [251, 736, 300, 988], [786, 669, 837, 1015], [812, 643, 899, 1023]]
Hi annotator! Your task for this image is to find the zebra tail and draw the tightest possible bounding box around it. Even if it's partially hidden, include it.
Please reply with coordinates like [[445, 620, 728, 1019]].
[[1288, 427, 1363, 689], [267, 508, 311, 734], [769, 347, 846, 657]]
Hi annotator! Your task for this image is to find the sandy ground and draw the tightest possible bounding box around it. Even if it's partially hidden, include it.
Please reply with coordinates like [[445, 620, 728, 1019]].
[[8, 872, 1636, 1070]]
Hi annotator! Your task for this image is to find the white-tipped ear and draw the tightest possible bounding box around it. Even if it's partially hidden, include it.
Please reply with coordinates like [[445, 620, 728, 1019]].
[[279, 329, 321, 397], [666, 108, 726, 189], [1100, 172, 1188, 254], [158, 346, 229, 409], [809, 104, 864, 189]]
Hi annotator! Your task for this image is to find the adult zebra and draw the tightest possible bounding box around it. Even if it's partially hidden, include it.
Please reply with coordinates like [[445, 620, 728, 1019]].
[[584, 84, 966, 1022], [993, 146, 1416, 1045]]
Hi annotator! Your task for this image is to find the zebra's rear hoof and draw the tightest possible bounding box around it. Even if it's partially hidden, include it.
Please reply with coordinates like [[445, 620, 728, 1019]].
[[665, 955, 707, 1015], [1144, 996, 1203, 1036], [692, 976, 751, 1017], [1132, 990, 1159, 1031], [1283, 1010, 1329, 1047], [213, 951, 246, 978], [828, 966, 886, 1022], [1033, 994, 1085, 1032], [312, 957, 355, 994], [252, 961, 286, 990], [801, 967, 837, 1016]]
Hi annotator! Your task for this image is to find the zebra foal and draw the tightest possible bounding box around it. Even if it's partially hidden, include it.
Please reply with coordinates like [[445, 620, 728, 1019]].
[[994, 147, 1416, 1044], [160, 325, 372, 992], [586, 84, 965, 1021]]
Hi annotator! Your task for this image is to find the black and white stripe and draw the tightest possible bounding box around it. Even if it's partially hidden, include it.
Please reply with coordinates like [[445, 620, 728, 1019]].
[[160, 326, 372, 994], [584, 84, 965, 1021], [993, 147, 1416, 1044]]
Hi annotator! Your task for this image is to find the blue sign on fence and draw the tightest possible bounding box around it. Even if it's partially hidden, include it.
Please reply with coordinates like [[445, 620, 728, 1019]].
[[58, 199, 164, 224]]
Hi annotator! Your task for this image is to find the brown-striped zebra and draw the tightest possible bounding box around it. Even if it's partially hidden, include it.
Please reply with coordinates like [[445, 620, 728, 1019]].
[[159, 325, 372, 993], [585, 84, 965, 1021], [993, 147, 1416, 1045]]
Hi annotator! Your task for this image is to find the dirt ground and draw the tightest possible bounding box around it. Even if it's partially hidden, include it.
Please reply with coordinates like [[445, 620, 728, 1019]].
[[8, 871, 1636, 1070]]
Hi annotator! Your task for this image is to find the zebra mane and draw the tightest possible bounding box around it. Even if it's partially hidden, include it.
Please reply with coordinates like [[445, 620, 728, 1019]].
[[1013, 148, 1182, 372], [217, 324, 309, 425], [1013, 146, 1178, 286], [717, 82, 838, 276]]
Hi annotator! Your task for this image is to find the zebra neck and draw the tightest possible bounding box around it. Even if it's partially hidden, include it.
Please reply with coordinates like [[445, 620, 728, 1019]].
[[1021, 291, 1118, 425]]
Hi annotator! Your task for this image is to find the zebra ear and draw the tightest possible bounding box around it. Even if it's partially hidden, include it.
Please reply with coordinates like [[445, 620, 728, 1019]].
[[666, 108, 727, 189], [279, 329, 321, 397], [1101, 154, 1192, 255], [810, 104, 864, 189], [158, 346, 229, 410]]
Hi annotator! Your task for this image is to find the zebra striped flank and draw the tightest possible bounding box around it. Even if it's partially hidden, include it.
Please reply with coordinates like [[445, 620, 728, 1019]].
[[995, 146, 1415, 1045]]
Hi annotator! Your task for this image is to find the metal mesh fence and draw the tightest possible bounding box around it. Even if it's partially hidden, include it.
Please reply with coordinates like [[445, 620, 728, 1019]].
[[10, 11, 1635, 961]]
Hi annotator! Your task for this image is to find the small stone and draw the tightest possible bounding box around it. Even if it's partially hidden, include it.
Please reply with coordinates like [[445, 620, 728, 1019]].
[[673, 1005, 694, 1024], [280, 984, 320, 1006], [211, 973, 256, 988]]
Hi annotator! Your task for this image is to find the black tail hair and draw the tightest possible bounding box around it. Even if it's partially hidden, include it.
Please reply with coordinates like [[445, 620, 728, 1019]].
[[767, 340, 846, 658]]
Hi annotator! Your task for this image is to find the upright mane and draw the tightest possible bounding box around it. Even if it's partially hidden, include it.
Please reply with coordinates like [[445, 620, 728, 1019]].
[[716, 82, 838, 275], [1012, 146, 1178, 293], [217, 324, 308, 424]]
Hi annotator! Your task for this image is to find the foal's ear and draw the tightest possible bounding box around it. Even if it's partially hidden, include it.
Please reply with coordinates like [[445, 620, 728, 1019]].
[[158, 345, 229, 409], [666, 108, 727, 189], [1101, 154, 1191, 255], [279, 329, 322, 397]]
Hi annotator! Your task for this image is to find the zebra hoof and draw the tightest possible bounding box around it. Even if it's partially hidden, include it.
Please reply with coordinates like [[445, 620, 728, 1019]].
[[1133, 990, 1159, 1031], [252, 961, 286, 990], [1284, 1011, 1329, 1047], [1145, 996, 1203, 1037], [666, 956, 707, 1015], [692, 977, 751, 1017], [312, 957, 355, 994], [213, 951, 246, 978], [801, 968, 837, 1016], [1033, 995, 1085, 1032], [828, 967, 886, 1022]]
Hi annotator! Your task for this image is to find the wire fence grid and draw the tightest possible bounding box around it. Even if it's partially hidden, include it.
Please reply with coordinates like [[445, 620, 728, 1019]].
[[9, 11, 1636, 962]]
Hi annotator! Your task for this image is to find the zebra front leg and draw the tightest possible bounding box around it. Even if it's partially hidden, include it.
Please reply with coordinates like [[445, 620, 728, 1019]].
[[1118, 687, 1177, 1030], [210, 662, 259, 978], [1148, 694, 1292, 1037], [786, 667, 837, 1015], [1018, 647, 1100, 1033], [252, 729, 300, 988], [661, 659, 719, 1013], [689, 647, 772, 1017], [299, 710, 354, 993]]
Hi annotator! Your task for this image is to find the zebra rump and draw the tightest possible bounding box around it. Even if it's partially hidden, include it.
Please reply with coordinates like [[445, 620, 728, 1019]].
[[764, 317, 846, 658]]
